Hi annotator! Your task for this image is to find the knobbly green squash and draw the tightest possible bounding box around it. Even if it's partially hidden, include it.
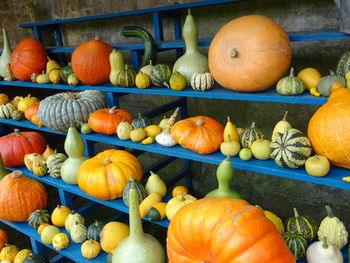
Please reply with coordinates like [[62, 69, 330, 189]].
[[60, 64, 73, 83], [87, 220, 105, 241], [283, 231, 308, 260], [28, 209, 50, 229], [285, 208, 318, 242], [205, 156, 241, 199]]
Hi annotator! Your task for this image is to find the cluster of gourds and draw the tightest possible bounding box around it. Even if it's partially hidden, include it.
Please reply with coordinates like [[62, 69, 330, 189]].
[[0, 229, 47, 263], [276, 63, 350, 97]]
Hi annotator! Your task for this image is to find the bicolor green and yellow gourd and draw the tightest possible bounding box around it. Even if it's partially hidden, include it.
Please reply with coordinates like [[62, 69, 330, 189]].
[[276, 67, 305, 95], [240, 122, 264, 148], [117, 65, 137, 87], [270, 128, 312, 169], [285, 208, 318, 242], [28, 209, 50, 229], [283, 231, 308, 260]]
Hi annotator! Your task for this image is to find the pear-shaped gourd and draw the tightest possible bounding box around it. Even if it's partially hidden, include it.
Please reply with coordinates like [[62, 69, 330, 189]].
[[205, 156, 242, 199], [109, 49, 125, 85], [60, 125, 89, 184], [0, 154, 10, 180], [112, 181, 166, 263], [145, 171, 167, 198], [172, 9, 209, 84], [0, 27, 12, 79], [271, 111, 292, 142], [223, 116, 239, 142]]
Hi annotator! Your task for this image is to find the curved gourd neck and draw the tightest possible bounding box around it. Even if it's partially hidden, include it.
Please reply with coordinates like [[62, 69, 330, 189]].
[[129, 182, 145, 239], [217, 156, 233, 192], [2, 27, 11, 53], [183, 9, 199, 53]]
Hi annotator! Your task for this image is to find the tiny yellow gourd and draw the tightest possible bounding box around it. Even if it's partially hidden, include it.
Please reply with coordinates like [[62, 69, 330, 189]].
[[0, 244, 19, 262], [49, 68, 62, 84], [135, 71, 151, 89], [169, 71, 186, 91], [52, 233, 70, 250], [81, 240, 101, 259], [36, 73, 50, 84]]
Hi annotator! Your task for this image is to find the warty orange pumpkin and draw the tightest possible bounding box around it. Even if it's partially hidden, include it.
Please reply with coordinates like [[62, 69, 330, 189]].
[[11, 38, 47, 81], [88, 106, 133, 135], [77, 149, 143, 200], [308, 86, 350, 169], [167, 197, 295, 263], [0, 171, 47, 222], [71, 39, 113, 85], [171, 116, 224, 154], [208, 15, 291, 92]]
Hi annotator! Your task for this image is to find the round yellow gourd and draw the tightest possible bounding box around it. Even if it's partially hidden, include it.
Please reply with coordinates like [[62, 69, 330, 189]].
[[130, 128, 147, 142], [135, 71, 151, 89], [81, 240, 101, 259], [165, 194, 197, 221], [41, 225, 60, 244], [52, 233, 69, 250], [297, 68, 322, 90], [51, 205, 72, 227], [100, 222, 130, 253], [144, 125, 162, 137], [169, 71, 186, 91], [13, 249, 32, 263], [0, 244, 19, 262]]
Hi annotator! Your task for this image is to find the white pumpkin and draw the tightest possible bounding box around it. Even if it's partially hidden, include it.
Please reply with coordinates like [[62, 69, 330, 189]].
[[306, 237, 343, 263], [190, 72, 214, 91]]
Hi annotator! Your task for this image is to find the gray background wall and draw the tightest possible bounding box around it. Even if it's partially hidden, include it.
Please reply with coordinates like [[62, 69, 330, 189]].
[[1, 0, 350, 256]]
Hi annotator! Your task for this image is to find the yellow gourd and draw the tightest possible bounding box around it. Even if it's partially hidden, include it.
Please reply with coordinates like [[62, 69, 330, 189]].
[[223, 116, 239, 142], [130, 128, 147, 142], [165, 194, 197, 221], [17, 94, 39, 112], [135, 71, 151, 89], [81, 240, 101, 259], [297, 68, 322, 90], [46, 57, 61, 73], [169, 71, 186, 91], [24, 153, 47, 177], [145, 171, 167, 198], [67, 74, 79, 86], [109, 49, 125, 85], [148, 202, 167, 221], [141, 136, 156, 145], [100, 222, 129, 253], [139, 192, 163, 218], [144, 125, 162, 137], [13, 249, 32, 263], [49, 69, 62, 84], [0, 244, 19, 262], [271, 111, 292, 142], [0, 94, 9, 105], [52, 233, 69, 250], [36, 73, 50, 84], [346, 71, 350, 88], [51, 205, 72, 227]]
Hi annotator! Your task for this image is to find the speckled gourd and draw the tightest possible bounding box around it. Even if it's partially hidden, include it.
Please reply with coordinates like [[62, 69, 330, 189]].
[[276, 68, 305, 95], [38, 90, 107, 132]]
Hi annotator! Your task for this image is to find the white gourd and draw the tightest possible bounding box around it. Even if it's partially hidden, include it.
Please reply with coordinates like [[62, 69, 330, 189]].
[[306, 237, 343, 263], [191, 72, 214, 91], [70, 222, 87, 243], [155, 132, 177, 147], [0, 28, 12, 79]]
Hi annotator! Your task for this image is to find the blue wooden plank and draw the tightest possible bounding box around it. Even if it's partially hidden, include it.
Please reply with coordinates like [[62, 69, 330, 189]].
[[19, 0, 245, 28], [30, 238, 48, 257], [50, 254, 68, 263], [58, 189, 74, 208], [152, 12, 164, 41], [0, 80, 327, 105]]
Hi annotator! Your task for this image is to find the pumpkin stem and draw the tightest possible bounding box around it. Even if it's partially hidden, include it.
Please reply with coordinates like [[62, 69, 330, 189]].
[[196, 119, 204, 126], [325, 205, 334, 218], [64, 92, 77, 100], [230, 48, 239, 58], [180, 193, 187, 202], [164, 82, 170, 88], [293, 207, 300, 218], [14, 129, 21, 135], [289, 67, 295, 77], [94, 36, 100, 41], [109, 106, 117, 114], [329, 69, 335, 75], [11, 170, 22, 178], [282, 111, 288, 121], [250, 122, 256, 129], [149, 60, 153, 66], [47, 56, 51, 61], [322, 236, 329, 249], [227, 116, 231, 123], [103, 158, 112, 166]]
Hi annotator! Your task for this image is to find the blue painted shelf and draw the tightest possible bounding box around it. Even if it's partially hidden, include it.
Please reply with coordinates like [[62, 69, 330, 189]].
[[5, 166, 170, 228], [0, 219, 107, 263], [0, 80, 327, 105], [2, 118, 350, 191]]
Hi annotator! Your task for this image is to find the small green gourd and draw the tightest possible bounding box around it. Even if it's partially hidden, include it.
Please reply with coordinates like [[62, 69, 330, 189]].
[[46, 152, 68, 178], [276, 67, 305, 95], [60, 64, 73, 83], [60, 124, 89, 184], [112, 181, 166, 263], [87, 220, 105, 241], [317, 205, 348, 249], [317, 70, 346, 97], [28, 209, 50, 229], [283, 231, 308, 260], [173, 9, 209, 84], [205, 156, 242, 199], [0, 153, 10, 179]]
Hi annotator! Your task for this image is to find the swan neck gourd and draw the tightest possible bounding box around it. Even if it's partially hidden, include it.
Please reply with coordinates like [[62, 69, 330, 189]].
[[183, 9, 198, 53], [0, 27, 12, 79]]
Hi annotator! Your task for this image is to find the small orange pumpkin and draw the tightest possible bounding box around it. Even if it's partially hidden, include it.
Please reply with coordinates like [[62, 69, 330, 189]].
[[308, 86, 350, 169], [88, 106, 133, 135], [24, 102, 40, 120], [77, 149, 143, 200], [37, 223, 50, 235], [0, 229, 9, 251], [167, 197, 295, 263], [171, 116, 224, 154]]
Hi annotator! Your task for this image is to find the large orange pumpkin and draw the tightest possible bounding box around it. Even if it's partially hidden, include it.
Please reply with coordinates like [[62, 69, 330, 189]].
[[88, 106, 133, 135], [167, 197, 295, 263], [0, 129, 47, 167], [0, 230, 8, 251], [11, 38, 47, 81], [208, 15, 291, 92], [77, 149, 143, 200], [71, 39, 113, 85], [0, 171, 47, 222], [24, 102, 40, 120], [308, 87, 350, 169], [171, 116, 224, 154]]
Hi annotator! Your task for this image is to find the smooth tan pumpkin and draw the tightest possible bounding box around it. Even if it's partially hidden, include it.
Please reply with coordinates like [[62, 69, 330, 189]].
[[171, 116, 224, 154], [208, 15, 291, 92], [77, 149, 143, 200], [308, 86, 350, 169], [167, 197, 295, 263], [100, 222, 129, 253]]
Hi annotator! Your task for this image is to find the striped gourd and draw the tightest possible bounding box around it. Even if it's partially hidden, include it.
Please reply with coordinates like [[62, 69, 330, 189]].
[[270, 128, 311, 169], [191, 72, 214, 91], [117, 65, 137, 87], [276, 68, 305, 95], [241, 122, 264, 148], [11, 110, 24, 120], [282, 231, 308, 260], [46, 152, 68, 178], [150, 64, 171, 87], [122, 179, 147, 206], [0, 103, 15, 118], [336, 50, 350, 76], [285, 208, 318, 242]]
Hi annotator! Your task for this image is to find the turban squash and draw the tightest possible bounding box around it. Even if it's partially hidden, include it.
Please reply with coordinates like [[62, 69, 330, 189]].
[[167, 197, 295, 263], [208, 15, 291, 92], [308, 86, 350, 169]]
